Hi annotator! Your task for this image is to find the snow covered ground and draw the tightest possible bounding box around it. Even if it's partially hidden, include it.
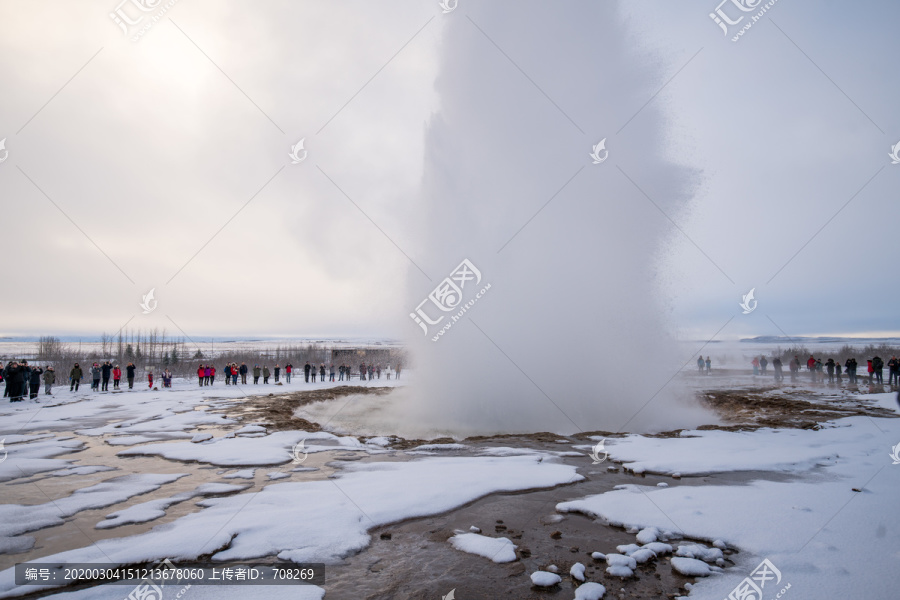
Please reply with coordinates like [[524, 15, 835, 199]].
[[1, 374, 897, 598], [560, 391, 900, 599]]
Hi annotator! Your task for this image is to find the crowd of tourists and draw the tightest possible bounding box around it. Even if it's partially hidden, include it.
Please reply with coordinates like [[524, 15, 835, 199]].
[[1, 358, 402, 401], [740, 354, 898, 385]]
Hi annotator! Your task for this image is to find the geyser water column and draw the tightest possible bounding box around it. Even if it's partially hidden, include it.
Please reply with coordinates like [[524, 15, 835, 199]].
[[401, 1, 709, 437]]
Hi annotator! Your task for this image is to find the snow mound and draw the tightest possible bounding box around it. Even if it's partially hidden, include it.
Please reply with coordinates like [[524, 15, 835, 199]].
[[191, 433, 213, 443], [591, 552, 605, 560], [642, 542, 673, 555], [616, 543, 641, 555], [630, 548, 657, 564], [570, 562, 585, 582], [605, 565, 633, 578], [530, 571, 561, 587], [449, 533, 517, 563], [675, 544, 723, 562], [605, 554, 636, 569], [671, 556, 711, 577], [636, 527, 659, 544], [222, 469, 255, 479], [574, 582, 606, 600]]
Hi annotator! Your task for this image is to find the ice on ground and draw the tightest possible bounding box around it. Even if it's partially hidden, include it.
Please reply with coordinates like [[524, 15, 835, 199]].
[[570, 562, 586, 581], [117, 431, 310, 466], [191, 433, 214, 443], [268, 472, 290, 480], [411, 443, 467, 451], [0, 437, 85, 482], [222, 469, 255, 479], [449, 533, 516, 563], [676, 544, 722, 562], [365, 436, 391, 447], [530, 571, 561, 587], [671, 556, 712, 577], [600, 422, 883, 476], [573, 582, 606, 600], [0, 455, 579, 597], [1, 474, 186, 549], [47, 465, 117, 477], [97, 483, 250, 529], [235, 425, 267, 435], [104, 433, 193, 446]]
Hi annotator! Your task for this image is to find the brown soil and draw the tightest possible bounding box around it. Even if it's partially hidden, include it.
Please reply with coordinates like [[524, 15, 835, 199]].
[[694, 388, 897, 431], [208, 386, 395, 433]]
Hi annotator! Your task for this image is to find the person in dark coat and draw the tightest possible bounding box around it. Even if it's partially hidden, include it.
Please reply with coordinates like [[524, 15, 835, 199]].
[[845, 358, 857, 384], [825, 359, 835, 383], [101, 362, 112, 391], [759, 356, 768, 375], [6, 361, 27, 402], [772, 357, 783, 382], [319, 364, 325, 382], [304, 362, 311, 383], [872, 356, 884, 385], [70, 363, 83, 391], [239, 363, 248, 384], [253, 365, 261, 384], [359, 363, 366, 381], [126, 363, 136, 389], [274, 364, 280, 383], [28, 366, 43, 399], [263, 365, 270, 384]]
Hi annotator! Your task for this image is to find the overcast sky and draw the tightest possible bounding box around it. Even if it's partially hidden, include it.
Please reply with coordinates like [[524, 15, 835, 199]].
[[0, 0, 897, 342]]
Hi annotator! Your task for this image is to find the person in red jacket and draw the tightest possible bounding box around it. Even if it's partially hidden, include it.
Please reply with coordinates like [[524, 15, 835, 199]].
[[209, 365, 216, 386], [807, 356, 816, 381], [285, 363, 292, 384], [112, 365, 122, 390], [197, 364, 205, 386]]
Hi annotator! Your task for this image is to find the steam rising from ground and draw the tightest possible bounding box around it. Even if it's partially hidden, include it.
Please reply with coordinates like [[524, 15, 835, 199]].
[[388, 2, 713, 437]]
